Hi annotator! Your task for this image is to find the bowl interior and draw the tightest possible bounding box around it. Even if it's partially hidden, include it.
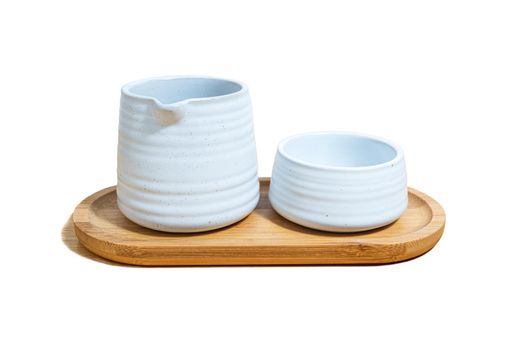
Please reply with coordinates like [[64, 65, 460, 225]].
[[281, 133, 398, 168]]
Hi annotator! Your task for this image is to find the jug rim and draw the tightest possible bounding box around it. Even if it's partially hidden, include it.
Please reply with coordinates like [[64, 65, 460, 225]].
[[121, 75, 247, 105]]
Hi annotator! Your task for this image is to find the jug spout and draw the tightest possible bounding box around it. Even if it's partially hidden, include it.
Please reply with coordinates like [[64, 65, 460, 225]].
[[152, 100, 187, 126]]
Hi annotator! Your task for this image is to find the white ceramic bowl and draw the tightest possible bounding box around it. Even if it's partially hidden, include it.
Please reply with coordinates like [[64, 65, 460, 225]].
[[268, 132, 408, 232]]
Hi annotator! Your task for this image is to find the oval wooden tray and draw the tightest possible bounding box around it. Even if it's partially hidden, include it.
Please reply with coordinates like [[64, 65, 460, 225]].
[[73, 178, 445, 266]]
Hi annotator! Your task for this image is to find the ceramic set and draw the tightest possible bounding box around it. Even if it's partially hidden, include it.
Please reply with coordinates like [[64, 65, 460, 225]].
[[72, 75, 445, 266], [117, 76, 407, 233]]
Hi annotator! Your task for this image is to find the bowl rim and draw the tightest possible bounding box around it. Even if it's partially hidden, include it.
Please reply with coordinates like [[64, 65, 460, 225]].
[[277, 131, 404, 172]]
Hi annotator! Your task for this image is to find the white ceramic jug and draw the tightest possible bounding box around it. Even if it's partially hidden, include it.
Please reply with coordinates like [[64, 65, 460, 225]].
[[117, 76, 260, 232]]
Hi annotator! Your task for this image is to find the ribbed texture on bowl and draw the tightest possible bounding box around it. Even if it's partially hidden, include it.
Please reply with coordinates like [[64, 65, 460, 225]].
[[117, 86, 259, 232], [269, 152, 408, 232]]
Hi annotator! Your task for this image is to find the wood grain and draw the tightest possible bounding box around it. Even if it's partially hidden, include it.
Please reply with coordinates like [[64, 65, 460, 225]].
[[73, 178, 445, 266]]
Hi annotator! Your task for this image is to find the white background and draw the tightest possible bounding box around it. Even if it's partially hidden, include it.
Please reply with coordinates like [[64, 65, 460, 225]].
[[1, 0, 523, 349]]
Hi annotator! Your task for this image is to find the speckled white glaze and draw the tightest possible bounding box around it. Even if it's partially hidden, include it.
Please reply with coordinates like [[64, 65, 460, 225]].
[[117, 76, 259, 232], [268, 132, 408, 232]]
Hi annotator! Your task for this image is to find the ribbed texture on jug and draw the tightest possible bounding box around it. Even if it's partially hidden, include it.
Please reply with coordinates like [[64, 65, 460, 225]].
[[268, 132, 408, 232], [117, 76, 259, 232]]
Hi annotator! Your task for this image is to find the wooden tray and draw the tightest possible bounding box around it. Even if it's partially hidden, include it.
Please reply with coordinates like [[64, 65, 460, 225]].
[[73, 178, 445, 266]]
